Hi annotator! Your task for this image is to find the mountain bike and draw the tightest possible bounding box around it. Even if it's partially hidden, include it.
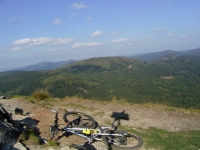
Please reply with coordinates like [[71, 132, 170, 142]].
[[49, 110, 143, 150]]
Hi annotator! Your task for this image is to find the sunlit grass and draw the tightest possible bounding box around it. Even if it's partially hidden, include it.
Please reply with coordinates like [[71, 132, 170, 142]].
[[18, 127, 41, 145], [119, 126, 200, 150], [92, 111, 105, 117]]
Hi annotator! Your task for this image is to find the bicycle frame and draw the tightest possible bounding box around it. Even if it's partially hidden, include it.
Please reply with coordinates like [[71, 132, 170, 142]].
[[49, 110, 123, 143]]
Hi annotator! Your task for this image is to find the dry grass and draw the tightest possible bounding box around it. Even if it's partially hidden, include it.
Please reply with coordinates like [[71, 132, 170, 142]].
[[32, 89, 51, 101]]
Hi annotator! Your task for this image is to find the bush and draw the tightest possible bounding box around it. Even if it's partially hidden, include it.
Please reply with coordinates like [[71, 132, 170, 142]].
[[32, 89, 50, 100], [18, 127, 41, 144], [47, 140, 58, 146]]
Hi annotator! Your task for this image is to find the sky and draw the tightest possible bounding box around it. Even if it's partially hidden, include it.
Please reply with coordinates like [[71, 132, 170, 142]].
[[0, 0, 200, 70]]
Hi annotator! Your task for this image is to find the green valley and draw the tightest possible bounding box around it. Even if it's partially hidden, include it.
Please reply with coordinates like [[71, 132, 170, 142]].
[[0, 56, 200, 109]]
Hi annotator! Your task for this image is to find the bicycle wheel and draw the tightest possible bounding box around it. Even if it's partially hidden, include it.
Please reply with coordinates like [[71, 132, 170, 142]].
[[63, 111, 96, 128], [102, 130, 143, 150]]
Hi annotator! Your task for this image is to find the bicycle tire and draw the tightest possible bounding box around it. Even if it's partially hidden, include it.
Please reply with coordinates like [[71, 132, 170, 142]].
[[102, 130, 143, 150], [63, 111, 96, 128]]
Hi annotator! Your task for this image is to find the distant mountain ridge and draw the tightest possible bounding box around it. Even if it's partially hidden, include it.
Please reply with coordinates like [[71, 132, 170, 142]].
[[13, 59, 77, 71], [131, 50, 179, 62], [4, 47, 200, 72], [131, 47, 200, 62]]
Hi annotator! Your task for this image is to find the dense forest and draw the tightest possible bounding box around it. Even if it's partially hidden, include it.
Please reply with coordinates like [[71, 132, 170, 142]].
[[0, 56, 200, 109]]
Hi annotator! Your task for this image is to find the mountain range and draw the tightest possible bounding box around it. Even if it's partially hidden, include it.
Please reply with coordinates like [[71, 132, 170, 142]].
[[1, 47, 200, 109], [131, 47, 200, 62], [11, 59, 77, 71], [2, 47, 200, 72]]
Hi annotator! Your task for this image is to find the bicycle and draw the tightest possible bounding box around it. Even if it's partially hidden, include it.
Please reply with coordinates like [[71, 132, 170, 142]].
[[49, 110, 143, 150]]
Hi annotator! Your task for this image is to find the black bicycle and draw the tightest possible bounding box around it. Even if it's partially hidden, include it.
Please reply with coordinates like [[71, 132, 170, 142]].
[[49, 110, 143, 150]]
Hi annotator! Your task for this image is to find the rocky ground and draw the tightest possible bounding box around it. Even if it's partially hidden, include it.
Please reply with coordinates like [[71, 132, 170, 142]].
[[1, 98, 200, 150]]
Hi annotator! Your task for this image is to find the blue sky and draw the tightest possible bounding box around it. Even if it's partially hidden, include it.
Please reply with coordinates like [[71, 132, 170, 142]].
[[0, 0, 200, 70]]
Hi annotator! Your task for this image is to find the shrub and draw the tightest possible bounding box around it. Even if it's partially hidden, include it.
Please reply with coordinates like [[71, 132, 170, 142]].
[[18, 127, 41, 144], [47, 140, 58, 146], [32, 89, 50, 100]]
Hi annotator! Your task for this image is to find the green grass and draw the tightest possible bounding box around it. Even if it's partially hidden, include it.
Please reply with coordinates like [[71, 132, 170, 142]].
[[121, 126, 200, 150], [19, 127, 41, 144], [47, 140, 58, 146], [92, 111, 105, 117], [29, 133, 41, 143]]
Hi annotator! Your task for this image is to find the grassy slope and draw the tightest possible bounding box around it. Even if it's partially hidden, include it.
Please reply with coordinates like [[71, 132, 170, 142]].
[[126, 127, 200, 150]]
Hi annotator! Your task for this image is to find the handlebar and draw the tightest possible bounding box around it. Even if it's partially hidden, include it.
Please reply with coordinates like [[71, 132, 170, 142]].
[[51, 110, 58, 113], [50, 110, 59, 127]]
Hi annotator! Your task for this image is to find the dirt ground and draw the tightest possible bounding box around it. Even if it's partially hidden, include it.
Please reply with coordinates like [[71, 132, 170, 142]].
[[1, 98, 200, 148]]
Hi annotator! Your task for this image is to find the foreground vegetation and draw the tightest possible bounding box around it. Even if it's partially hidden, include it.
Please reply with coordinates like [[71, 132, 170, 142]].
[[0, 56, 200, 109], [124, 127, 200, 150]]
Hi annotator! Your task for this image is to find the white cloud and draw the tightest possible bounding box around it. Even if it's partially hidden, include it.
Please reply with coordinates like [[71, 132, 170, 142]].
[[181, 35, 187, 38], [70, 13, 76, 18], [71, 2, 88, 9], [51, 38, 73, 45], [91, 30, 103, 37], [72, 42, 101, 48], [104, 32, 118, 37], [85, 17, 92, 21], [109, 32, 118, 36], [12, 38, 31, 45], [167, 34, 173, 37], [10, 46, 25, 51], [155, 27, 166, 32], [28, 37, 53, 46], [10, 37, 73, 51], [112, 38, 129, 43], [52, 19, 63, 25]]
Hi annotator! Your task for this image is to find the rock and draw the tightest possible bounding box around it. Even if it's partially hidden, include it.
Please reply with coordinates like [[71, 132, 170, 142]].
[[15, 108, 23, 115], [92, 142, 107, 150], [12, 142, 27, 150], [0, 96, 6, 100]]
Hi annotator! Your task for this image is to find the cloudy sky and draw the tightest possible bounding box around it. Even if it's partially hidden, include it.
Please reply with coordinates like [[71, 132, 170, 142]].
[[0, 0, 200, 70]]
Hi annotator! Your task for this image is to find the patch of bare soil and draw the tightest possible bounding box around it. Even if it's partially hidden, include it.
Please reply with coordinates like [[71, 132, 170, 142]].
[[1, 98, 200, 149]]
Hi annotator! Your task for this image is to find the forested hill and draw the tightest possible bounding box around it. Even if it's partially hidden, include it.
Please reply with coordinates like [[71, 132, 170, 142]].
[[58, 57, 143, 73], [0, 56, 200, 109]]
